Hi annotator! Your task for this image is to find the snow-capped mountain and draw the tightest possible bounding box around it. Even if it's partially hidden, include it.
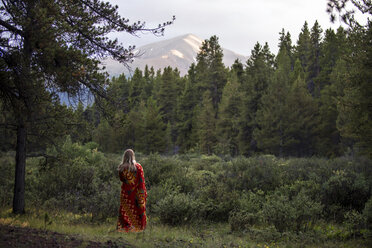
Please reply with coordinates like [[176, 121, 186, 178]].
[[102, 34, 247, 77]]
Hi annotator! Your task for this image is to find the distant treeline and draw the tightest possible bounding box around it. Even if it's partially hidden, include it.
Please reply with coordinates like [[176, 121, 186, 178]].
[[1, 20, 371, 158]]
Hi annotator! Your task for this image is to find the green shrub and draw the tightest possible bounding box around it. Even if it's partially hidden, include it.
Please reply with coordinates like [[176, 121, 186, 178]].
[[229, 211, 259, 232], [146, 180, 181, 214], [196, 187, 239, 222], [0, 154, 14, 207], [262, 189, 322, 233], [25, 136, 120, 220], [192, 154, 222, 171], [146, 185, 167, 214], [363, 197, 372, 241], [277, 180, 322, 207], [88, 181, 120, 221], [238, 190, 265, 214], [322, 170, 370, 220], [226, 156, 282, 192], [290, 189, 323, 232], [141, 154, 179, 188], [282, 157, 332, 185], [189, 169, 238, 222], [153, 192, 199, 225], [142, 154, 193, 195], [262, 192, 295, 232], [229, 190, 265, 231], [343, 210, 365, 239]]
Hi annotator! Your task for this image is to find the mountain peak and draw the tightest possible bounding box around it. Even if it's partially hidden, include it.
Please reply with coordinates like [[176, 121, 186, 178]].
[[181, 34, 203, 53], [103, 34, 247, 77]]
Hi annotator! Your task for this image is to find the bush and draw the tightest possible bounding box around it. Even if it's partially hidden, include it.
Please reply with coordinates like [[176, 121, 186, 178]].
[[190, 154, 222, 171], [141, 154, 180, 188], [229, 211, 259, 232], [290, 189, 323, 232], [343, 210, 365, 239], [228, 190, 265, 231], [153, 192, 199, 225], [262, 192, 295, 232], [226, 156, 282, 192], [363, 197, 372, 241], [142, 154, 194, 196], [238, 190, 265, 214], [25, 136, 120, 220], [279, 180, 322, 202], [322, 170, 370, 220], [262, 189, 322, 232], [197, 186, 239, 222], [0, 154, 14, 207], [282, 157, 331, 184], [189, 169, 238, 222], [146, 181, 180, 214]]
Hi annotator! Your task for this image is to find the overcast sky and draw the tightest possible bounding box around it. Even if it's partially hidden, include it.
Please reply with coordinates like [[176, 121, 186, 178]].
[[108, 0, 346, 56]]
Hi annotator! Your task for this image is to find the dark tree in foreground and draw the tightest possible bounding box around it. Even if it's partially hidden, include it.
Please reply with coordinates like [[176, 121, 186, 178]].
[[327, 0, 372, 158], [0, 0, 174, 214], [327, 0, 371, 26]]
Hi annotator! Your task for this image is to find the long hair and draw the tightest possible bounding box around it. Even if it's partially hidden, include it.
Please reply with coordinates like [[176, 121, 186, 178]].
[[117, 149, 137, 173]]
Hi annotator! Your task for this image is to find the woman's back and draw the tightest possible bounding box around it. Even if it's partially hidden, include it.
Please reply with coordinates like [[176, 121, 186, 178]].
[[117, 152, 147, 232]]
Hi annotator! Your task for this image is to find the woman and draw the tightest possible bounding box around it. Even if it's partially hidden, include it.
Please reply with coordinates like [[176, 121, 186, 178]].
[[117, 149, 147, 232]]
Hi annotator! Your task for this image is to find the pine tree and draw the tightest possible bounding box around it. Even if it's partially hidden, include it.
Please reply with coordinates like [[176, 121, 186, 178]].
[[198, 91, 217, 155], [286, 61, 319, 156], [254, 49, 318, 157], [217, 73, 242, 156], [70, 102, 91, 143], [253, 47, 292, 156], [125, 106, 144, 150], [0, 0, 173, 213], [278, 29, 294, 67], [195, 36, 227, 111], [238, 42, 275, 155], [295, 22, 312, 76], [143, 65, 155, 100], [316, 27, 347, 93], [155, 67, 183, 151], [165, 121, 173, 154], [176, 64, 198, 152], [93, 119, 113, 152], [308, 21, 323, 96], [0, 101, 15, 151], [103, 74, 131, 118], [195, 40, 210, 101], [156, 67, 178, 124], [336, 22, 372, 157], [231, 59, 244, 83], [129, 68, 145, 110], [141, 97, 167, 154], [326, 0, 372, 157], [290, 59, 305, 82], [317, 58, 347, 156]]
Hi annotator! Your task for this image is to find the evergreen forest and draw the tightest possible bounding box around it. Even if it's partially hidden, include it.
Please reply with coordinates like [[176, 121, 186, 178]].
[[2, 21, 366, 159]]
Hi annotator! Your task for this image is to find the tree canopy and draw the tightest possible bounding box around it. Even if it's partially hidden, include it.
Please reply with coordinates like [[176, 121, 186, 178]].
[[0, 0, 174, 214]]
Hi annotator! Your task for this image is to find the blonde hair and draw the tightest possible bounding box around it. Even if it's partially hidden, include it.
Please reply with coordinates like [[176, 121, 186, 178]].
[[117, 149, 137, 173]]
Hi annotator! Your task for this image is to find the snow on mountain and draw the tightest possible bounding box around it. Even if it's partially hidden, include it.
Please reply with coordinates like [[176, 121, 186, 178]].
[[102, 34, 247, 77]]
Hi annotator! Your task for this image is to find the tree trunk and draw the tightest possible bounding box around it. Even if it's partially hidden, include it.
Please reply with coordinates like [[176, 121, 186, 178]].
[[13, 121, 27, 214]]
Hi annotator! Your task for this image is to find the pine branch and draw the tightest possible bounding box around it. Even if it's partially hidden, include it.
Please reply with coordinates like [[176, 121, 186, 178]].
[[0, 19, 23, 36]]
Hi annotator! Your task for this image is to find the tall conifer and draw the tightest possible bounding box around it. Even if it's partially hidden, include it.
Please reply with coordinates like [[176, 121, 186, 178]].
[[198, 91, 217, 155], [217, 73, 242, 156]]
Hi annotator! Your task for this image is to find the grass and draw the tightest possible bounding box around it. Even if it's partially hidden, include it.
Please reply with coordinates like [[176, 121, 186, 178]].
[[0, 207, 369, 248]]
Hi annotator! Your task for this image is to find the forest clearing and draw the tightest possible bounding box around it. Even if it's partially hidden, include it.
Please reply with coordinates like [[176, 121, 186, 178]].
[[1, 147, 371, 247]]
